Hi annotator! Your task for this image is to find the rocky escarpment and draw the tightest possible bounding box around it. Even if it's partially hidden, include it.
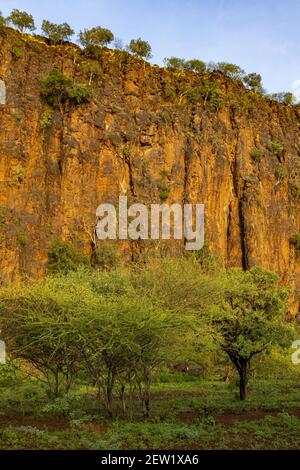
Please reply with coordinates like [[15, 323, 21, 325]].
[[0, 25, 300, 309]]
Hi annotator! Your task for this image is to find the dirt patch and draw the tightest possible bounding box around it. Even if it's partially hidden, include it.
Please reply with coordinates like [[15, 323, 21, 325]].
[[0, 415, 70, 431], [177, 408, 300, 426]]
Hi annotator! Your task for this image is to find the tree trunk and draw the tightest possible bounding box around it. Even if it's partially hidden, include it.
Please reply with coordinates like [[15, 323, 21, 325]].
[[239, 361, 248, 400]]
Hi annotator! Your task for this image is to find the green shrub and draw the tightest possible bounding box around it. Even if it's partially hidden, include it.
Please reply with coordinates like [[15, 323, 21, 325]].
[[11, 44, 23, 61], [93, 242, 121, 270], [290, 234, 300, 250], [40, 110, 54, 129], [40, 70, 92, 110], [199, 80, 225, 112], [47, 239, 90, 274], [290, 182, 300, 198], [157, 180, 171, 202], [274, 167, 288, 181], [268, 140, 285, 158], [251, 147, 264, 162]]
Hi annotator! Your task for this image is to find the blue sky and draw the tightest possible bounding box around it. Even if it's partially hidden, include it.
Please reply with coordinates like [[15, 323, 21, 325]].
[[1, 0, 300, 97]]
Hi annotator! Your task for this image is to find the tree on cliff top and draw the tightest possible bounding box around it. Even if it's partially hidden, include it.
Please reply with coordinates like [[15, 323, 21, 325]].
[[7, 9, 36, 32], [213, 266, 293, 400], [42, 20, 74, 45], [0, 11, 6, 26], [78, 27, 114, 48], [127, 38, 152, 60]]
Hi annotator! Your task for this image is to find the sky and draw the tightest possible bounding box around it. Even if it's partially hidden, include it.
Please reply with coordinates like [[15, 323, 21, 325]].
[[1, 0, 300, 98]]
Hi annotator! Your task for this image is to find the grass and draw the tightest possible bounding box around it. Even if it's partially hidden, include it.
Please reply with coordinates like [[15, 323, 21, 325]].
[[0, 372, 300, 449]]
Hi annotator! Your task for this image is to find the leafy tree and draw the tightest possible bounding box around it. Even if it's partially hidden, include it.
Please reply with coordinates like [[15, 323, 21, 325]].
[[41, 20, 74, 45], [82, 60, 103, 85], [47, 239, 90, 274], [7, 9, 36, 32], [40, 70, 92, 111], [0, 11, 6, 26], [243, 73, 263, 93], [79, 27, 114, 48], [199, 80, 225, 111], [268, 92, 296, 105], [0, 278, 91, 396], [212, 62, 245, 80], [127, 38, 152, 60], [213, 266, 293, 400], [163, 57, 186, 69], [185, 59, 206, 73]]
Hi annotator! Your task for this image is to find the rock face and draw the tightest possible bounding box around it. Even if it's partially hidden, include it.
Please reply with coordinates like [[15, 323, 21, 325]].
[[0, 26, 300, 304]]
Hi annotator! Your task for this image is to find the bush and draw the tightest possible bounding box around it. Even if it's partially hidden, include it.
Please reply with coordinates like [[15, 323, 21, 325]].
[[251, 147, 265, 162], [93, 242, 121, 270], [268, 140, 285, 158], [157, 181, 171, 202], [40, 70, 92, 110], [47, 239, 90, 274], [290, 234, 300, 250], [40, 110, 54, 129]]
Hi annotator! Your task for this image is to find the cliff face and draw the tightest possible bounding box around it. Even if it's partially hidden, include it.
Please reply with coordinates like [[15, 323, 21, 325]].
[[0, 26, 300, 304]]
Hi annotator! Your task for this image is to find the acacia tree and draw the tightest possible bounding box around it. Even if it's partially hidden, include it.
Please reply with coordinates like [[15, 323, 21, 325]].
[[185, 59, 206, 73], [7, 9, 35, 32], [268, 92, 296, 105], [212, 62, 245, 80], [42, 20, 74, 44], [79, 27, 114, 48], [0, 278, 91, 397], [127, 38, 152, 60], [214, 266, 293, 400], [163, 57, 186, 69], [243, 73, 263, 93]]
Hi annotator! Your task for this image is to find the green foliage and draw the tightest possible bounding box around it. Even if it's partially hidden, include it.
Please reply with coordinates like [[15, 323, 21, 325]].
[[199, 80, 225, 112], [40, 70, 92, 110], [243, 73, 263, 93], [40, 110, 54, 129], [251, 147, 265, 162], [7, 9, 36, 32], [184, 59, 206, 73], [127, 38, 152, 60], [93, 242, 121, 270], [41, 20, 74, 45], [274, 166, 288, 181], [11, 43, 23, 61], [290, 182, 300, 198], [267, 140, 285, 158], [163, 57, 186, 69], [47, 239, 90, 274], [157, 180, 171, 202], [268, 92, 296, 105], [213, 266, 293, 400], [190, 241, 222, 275], [290, 234, 300, 250], [0, 11, 6, 26], [79, 27, 114, 48], [211, 62, 245, 80]]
